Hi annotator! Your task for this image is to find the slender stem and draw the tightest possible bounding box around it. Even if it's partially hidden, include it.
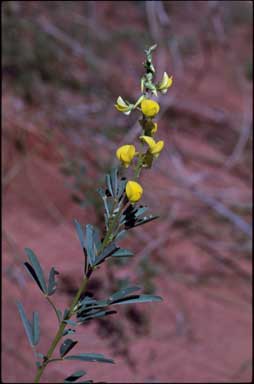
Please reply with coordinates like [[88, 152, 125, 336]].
[[134, 154, 144, 180], [34, 203, 120, 383], [34, 275, 89, 383], [46, 296, 61, 324]]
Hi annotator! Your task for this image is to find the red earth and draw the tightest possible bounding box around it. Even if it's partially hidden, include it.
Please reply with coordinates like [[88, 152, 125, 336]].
[[2, 1, 252, 383]]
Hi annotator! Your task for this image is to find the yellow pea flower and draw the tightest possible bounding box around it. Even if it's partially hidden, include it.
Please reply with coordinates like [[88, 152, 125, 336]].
[[115, 96, 133, 115], [139, 135, 164, 158], [126, 181, 143, 203], [157, 72, 173, 94], [116, 144, 136, 167], [141, 99, 160, 118]]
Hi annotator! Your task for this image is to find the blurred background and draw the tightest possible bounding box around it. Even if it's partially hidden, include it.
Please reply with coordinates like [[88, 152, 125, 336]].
[[2, 1, 253, 382]]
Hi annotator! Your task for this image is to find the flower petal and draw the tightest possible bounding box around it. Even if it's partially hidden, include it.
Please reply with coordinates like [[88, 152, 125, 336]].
[[126, 181, 143, 203], [141, 99, 160, 117], [139, 135, 156, 149]]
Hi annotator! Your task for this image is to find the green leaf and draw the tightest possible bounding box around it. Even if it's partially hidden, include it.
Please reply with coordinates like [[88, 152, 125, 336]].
[[60, 339, 78, 358], [97, 189, 110, 227], [117, 178, 127, 198], [108, 286, 141, 303], [76, 298, 107, 315], [32, 311, 40, 345], [64, 370, 86, 383], [24, 248, 47, 294], [63, 320, 77, 327], [112, 294, 163, 305], [115, 229, 126, 241], [111, 248, 133, 257], [97, 189, 110, 219], [134, 215, 159, 228], [77, 303, 108, 316], [106, 198, 114, 214], [77, 309, 116, 323], [17, 301, 33, 346], [63, 308, 70, 320], [74, 220, 86, 248], [78, 296, 98, 308], [94, 243, 118, 266], [135, 206, 149, 218], [24, 262, 44, 293], [97, 187, 105, 200], [47, 267, 59, 296], [65, 353, 114, 364], [93, 227, 101, 252], [86, 224, 96, 266], [110, 168, 118, 197], [106, 174, 113, 197]]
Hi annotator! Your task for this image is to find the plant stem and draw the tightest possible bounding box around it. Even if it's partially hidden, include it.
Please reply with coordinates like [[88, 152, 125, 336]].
[[34, 202, 122, 383], [134, 154, 144, 179], [46, 296, 61, 323], [34, 275, 89, 383]]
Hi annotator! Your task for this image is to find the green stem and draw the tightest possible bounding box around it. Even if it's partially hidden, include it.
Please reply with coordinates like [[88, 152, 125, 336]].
[[34, 201, 122, 383], [46, 296, 61, 324], [134, 154, 144, 179], [34, 275, 89, 383]]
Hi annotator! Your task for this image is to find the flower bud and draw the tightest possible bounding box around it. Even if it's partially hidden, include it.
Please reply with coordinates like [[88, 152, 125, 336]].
[[157, 72, 173, 94], [126, 181, 143, 203]]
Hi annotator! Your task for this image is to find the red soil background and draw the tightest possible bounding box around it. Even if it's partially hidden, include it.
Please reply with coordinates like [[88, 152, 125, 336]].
[[2, 1, 253, 383]]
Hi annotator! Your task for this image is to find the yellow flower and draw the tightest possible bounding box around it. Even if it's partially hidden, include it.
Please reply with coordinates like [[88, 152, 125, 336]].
[[139, 135, 164, 158], [115, 96, 133, 115], [126, 181, 143, 203], [116, 144, 136, 167], [157, 72, 173, 94], [141, 99, 160, 118]]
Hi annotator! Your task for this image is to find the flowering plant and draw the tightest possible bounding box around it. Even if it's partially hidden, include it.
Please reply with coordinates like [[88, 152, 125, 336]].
[[17, 44, 173, 383]]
